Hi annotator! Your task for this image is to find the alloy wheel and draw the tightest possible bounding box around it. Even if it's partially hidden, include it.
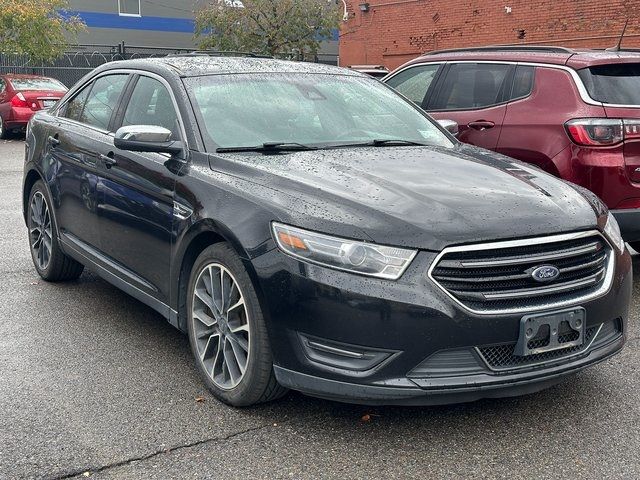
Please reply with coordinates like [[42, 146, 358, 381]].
[[29, 191, 52, 271], [192, 263, 250, 390]]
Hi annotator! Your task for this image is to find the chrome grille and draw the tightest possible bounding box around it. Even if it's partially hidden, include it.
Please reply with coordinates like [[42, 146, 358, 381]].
[[429, 231, 613, 314]]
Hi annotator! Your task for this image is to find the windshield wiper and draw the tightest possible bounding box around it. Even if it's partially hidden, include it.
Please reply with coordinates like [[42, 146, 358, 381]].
[[369, 139, 429, 147], [216, 142, 318, 153], [330, 139, 430, 148]]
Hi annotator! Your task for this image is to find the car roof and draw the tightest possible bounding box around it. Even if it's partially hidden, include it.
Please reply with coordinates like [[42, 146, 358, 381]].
[[401, 46, 640, 70], [101, 55, 365, 78]]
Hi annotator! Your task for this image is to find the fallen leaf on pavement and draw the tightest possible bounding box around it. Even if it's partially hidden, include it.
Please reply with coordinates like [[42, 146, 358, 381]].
[[195, 396, 205, 403]]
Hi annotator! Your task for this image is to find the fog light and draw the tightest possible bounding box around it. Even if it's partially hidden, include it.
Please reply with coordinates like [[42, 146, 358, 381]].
[[299, 333, 397, 372]]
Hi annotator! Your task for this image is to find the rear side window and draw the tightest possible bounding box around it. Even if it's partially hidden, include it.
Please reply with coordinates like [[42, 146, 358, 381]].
[[579, 63, 640, 105], [80, 74, 129, 130], [62, 83, 92, 122], [430, 63, 512, 110], [385, 64, 441, 105], [510, 66, 535, 100]]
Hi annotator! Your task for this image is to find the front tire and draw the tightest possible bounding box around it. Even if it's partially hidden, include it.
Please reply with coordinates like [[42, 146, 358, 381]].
[[187, 243, 287, 407], [27, 181, 84, 281]]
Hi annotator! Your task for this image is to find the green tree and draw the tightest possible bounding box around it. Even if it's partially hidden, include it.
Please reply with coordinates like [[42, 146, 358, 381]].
[[0, 0, 85, 62], [195, 0, 341, 58]]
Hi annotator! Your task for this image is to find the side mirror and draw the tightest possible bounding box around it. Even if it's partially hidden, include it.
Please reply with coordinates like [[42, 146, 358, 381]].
[[437, 119, 459, 136], [114, 125, 184, 157]]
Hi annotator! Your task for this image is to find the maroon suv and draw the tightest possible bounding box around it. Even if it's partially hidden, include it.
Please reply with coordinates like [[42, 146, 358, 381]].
[[384, 46, 640, 251]]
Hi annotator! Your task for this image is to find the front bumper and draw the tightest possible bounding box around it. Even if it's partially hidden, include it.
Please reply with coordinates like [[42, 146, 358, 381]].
[[251, 244, 632, 406], [274, 332, 624, 405], [612, 208, 640, 243]]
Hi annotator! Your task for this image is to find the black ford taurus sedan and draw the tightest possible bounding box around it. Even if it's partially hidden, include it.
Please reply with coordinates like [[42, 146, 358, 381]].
[[23, 56, 632, 407]]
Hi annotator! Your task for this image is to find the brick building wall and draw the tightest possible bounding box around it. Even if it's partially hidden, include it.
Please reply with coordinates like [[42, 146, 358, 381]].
[[339, 0, 640, 69]]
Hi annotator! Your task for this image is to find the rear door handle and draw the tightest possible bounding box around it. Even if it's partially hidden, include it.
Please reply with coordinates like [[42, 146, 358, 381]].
[[47, 135, 60, 147], [99, 152, 117, 168], [467, 120, 496, 131]]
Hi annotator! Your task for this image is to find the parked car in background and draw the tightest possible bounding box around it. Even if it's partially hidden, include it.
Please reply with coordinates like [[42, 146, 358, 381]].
[[348, 64, 390, 78], [23, 56, 631, 407], [0, 74, 67, 138], [384, 46, 640, 252]]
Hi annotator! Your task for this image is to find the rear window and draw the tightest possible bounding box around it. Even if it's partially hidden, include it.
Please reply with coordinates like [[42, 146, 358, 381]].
[[9, 78, 67, 92], [578, 63, 640, 105]]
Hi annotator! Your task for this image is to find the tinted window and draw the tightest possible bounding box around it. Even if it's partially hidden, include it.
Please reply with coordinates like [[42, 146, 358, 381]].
[[80, 75, 128, 130], [510, 66, 535, 100], [185, 73, 454, 150], [431, 63, 512, 110], [579, 63, 640, 105], [385, 64, 440, 105], [9, 78, 67, 91], [62, 83, 92, 122], [122, 76, 180, 139]]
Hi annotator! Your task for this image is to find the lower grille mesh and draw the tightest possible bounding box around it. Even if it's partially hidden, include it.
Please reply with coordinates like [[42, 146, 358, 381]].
[[477, 318, 622, 371]]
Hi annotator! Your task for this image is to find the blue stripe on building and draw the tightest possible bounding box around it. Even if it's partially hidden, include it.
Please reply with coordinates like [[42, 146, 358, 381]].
[[70, 10, 339, 40], [71, 11, 196, 33]]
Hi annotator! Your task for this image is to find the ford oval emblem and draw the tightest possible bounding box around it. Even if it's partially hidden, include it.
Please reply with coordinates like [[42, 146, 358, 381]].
[[531, 265, 560, 282]]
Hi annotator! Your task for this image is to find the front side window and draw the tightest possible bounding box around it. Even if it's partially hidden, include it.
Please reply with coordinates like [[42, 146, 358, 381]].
[[79, 74, 129, 130], [119, 0, 141, 16], [184, 73, 454, 151], [579, 63, 640, 105], [385, 64, 441, 106], [122, 76, 180, 139], [430, 63, 512, 110]]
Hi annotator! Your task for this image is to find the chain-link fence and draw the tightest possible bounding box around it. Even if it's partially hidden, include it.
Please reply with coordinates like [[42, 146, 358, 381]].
[[0, 44, 197, 87], [0, 43, 338, 88]]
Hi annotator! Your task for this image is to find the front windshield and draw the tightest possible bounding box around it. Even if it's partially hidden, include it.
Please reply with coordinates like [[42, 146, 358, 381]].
[[184, 73, 454, 150]]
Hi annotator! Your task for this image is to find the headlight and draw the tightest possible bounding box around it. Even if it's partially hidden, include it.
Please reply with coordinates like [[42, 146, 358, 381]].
[[272, 222, 417, 280], [603, 213, 625, 252]]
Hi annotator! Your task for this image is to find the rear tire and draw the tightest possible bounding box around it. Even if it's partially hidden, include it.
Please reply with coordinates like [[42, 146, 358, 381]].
[[27, 181, 84, 281], [629, 242, 640, 254], [187, 243, 287, 407], [0, 117, 7, 139]]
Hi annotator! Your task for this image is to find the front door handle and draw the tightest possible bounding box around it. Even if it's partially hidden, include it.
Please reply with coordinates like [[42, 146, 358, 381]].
[[47, 135, 60, 147], [467, 120, 496, 131], [99, 152, 117, 169]]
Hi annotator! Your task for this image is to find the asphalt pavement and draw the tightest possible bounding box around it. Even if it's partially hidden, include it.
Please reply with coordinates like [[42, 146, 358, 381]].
[[0, 138, 638, 480]]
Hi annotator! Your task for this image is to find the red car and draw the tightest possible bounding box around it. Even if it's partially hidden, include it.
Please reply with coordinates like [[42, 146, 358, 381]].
[[384, 46, 640, 252], [0, 74, 67, 138]]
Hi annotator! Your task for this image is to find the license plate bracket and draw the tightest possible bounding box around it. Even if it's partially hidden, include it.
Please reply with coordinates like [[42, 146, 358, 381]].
[[514, 308, 585, 357]]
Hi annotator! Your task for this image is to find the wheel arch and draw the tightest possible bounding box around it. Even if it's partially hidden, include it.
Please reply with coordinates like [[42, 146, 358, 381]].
[[173, 218, 267, 332], [22, 168, 44, 225]]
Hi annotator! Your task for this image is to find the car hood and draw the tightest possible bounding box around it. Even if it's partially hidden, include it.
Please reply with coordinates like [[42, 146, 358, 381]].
[[212, 144, 599, 251]]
